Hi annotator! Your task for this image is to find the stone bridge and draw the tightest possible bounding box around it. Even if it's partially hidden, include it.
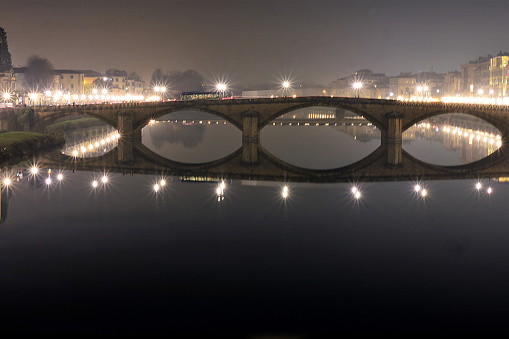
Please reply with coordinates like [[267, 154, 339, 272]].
[[29, 97, 509, 182]]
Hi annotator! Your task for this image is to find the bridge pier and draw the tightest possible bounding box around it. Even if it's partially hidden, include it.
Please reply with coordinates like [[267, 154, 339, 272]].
[[118, 111, 135, 165], [384, 113, 403, 167], [242, 112, 259, 165]]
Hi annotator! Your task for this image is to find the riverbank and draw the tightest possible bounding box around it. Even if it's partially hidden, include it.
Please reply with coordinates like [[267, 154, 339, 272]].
[[0, 132, 65, 164]]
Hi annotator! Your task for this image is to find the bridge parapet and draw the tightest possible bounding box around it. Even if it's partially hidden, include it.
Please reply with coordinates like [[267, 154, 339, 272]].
[[26, 97, 509, 168]]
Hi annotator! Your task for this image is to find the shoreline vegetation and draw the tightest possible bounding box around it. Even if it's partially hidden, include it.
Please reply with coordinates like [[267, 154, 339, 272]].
[[0, 132, 65, 165]]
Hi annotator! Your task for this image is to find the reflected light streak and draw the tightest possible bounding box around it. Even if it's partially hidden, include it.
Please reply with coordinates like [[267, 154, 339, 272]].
[[3, 177, 11, 186], [282, 185, 289, 199]]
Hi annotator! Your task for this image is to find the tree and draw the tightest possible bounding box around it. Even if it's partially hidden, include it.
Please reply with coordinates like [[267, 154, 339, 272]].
[[0, 27, 12, 72], [151, 68, 165, 85], [105, 69, 127, 77], [166, 69, 204, 96], [128, 71, 142, 81], [24, 55, 54, 90]]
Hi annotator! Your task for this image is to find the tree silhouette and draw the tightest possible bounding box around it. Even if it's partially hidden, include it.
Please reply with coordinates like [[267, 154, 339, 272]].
[[0, 27, 12, 72], [24, 54, 54, 90]]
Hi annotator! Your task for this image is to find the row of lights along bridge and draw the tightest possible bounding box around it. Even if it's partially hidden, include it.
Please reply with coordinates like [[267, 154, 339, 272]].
[[3, 78, 509, 106]]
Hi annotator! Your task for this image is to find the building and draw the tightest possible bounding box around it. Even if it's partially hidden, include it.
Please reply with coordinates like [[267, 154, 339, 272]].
[[105, 69, 145, 96], [242, 86, 330, 98], [331, 69, 389, 99], [443, 71, 461, 97], [389, 73, 417, 99], [460, 55, 491, 96], [489, 52, 509, 97], [414, 71, 445, 98], [54, 70, 85, 94]]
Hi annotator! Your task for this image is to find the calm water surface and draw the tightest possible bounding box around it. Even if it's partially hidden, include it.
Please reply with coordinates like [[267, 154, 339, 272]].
[[0, 111, 508, 335]]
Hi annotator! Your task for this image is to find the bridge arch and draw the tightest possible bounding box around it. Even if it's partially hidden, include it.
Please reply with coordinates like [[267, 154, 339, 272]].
[[32, 110, 118, 132], [133, 140, 243, 171], [403, 108, 508, 133], [134, 106, 243, 131], [259, 101, 385, 131]]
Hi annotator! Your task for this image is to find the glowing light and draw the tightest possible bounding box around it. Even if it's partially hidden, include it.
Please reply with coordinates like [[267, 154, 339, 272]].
[[45, 177, 52, 185], [92, 180, 98, 188], [31, 167, 38, 174], [57, 173, 63, 181], [352, 186, 358, 194], [154, 183, 160, 192], [283, 81, 290, 89], [353, 82, 363, 89], [354, 191, 361, 199], [282, 185, 289, 198], [72, 150, 78, 157], [101, 176, 108, 183], [160, 179, 166, 186], [421, 189, 427, 197], [3, 178, 10, 186], [414, 184, 421, 192], [475, 182, 482, 190], [487, 187, 493, 194], [216, 83, 227, 91], [2, 92, 10, 101]]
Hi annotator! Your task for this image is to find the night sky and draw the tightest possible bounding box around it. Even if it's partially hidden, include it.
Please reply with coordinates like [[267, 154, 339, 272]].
[[1, 0, 508, 90]]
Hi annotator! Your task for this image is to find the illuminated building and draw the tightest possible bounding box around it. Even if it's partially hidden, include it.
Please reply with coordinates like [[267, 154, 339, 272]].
[[389, 73, 416, 99], [489, 52, 509, 97], [460, 55, 491, 96]]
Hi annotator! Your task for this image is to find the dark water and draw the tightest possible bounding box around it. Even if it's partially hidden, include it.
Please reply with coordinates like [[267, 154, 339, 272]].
[[0, 111, 508, 335]]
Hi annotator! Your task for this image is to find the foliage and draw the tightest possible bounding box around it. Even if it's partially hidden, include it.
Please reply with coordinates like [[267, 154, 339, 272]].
[[106, 69, 127, 77], [17, 107, 34, 127], [0, 27, 12, 72], [128, 71, 142, 81], [0, 107, 34, 131], [24, 55, 54, 90], [151, 68, 164, 85]]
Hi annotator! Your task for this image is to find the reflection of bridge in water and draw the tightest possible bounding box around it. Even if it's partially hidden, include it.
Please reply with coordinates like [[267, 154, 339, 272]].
[[25, 97, 509, 183]]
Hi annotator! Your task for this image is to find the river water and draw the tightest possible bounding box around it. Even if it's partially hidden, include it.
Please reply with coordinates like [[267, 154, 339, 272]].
[[1, 109, 508, 335]]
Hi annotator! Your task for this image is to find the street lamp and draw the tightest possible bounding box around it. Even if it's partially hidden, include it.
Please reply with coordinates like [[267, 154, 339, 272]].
[[353, 82, 362, 98], [2, 92, 11, 102], [216, 83, 227, 92], [154, 86, 166, 101], [30, 92, 38, 106], [160, 86, 166, 101]]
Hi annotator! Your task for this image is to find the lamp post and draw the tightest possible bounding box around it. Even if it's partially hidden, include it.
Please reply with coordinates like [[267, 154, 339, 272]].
[[160, 86, 166, 101], [353, 82, 362, 98]]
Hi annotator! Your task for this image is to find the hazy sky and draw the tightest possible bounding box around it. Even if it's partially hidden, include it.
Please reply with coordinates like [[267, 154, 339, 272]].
[[1, 0, 508, 90]]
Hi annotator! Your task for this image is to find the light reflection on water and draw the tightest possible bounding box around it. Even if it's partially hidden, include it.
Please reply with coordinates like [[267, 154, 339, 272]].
[[2, 111, 509, 333]]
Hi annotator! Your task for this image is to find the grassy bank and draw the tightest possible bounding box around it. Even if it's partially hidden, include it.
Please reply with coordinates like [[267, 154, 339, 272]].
[[44, 117, 105, 133], [0, 132, 65, 164]]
